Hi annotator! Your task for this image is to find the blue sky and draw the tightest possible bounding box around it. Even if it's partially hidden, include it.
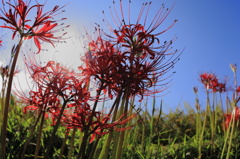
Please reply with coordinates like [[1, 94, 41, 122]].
[[1, 0, 240, 112]]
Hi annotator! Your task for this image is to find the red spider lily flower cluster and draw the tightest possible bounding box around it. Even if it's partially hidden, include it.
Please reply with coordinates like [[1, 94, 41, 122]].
[[234, 86, 240, 104], [15, 60, 85, 120], [80, 1, 180, 100], [80, 37, 124, 99], [63, 105, 136, 143], [200, 73, 226, 93], [15, 58, 136, 142], [224, 107, 240, 129], [0, 0, 68, 53], [102, 1, 177, 60]]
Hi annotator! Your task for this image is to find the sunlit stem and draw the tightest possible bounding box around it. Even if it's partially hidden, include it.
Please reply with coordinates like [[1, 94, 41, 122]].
[[198, 88, 210, 158], [112, 96, 126, 158], [210, 92, 216, 151], [226, 110, 236, 159], [122, 97, 134, 149], [0, 76, 7, 139], [219, 93, 226, 134], [233, 68, 238, 103], [1, 38, 23, 159], [141, 101, 146, 153], [115, 90, 130, 159], [194, 89, 201, 142], [98, 91, 123, 159], [221, 68, 238, 159]]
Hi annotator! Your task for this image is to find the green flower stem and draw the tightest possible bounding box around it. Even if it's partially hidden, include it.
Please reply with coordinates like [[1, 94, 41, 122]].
[[226, 109, 237, 159], [68, 128, 77, 159], [115, 91, 130, 159], [20, 112, 42, 159], [59, 130, 68, 159], [88, 137, 100, 159], [98, 92, 123, 159], [44, 99, 69, 158], [198, 89, 210, 158], [1, 38, 23, 159], [77, 83, 103, 159], [34, 111, 46, 159]]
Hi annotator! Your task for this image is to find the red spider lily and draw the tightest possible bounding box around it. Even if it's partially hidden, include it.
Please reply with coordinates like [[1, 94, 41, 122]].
[[101, 0, 177, 60], [116, 52, 178, 99], [25, 60, 80, 94], [224, 107, 240, 129], [200, 73, 218, 89], [63, 103, 136, 143], [80, 0, 181, 100], [88, 114, 135, 143], [80, 36, 125, 99], [234, 86, 240, 104], [22, 88, 61, 118], [81, 34, 179, 100], [15, 59, 89, 122], [24, 22, 60, 54], [200, 73, 226, 93], [236, 86, 240, 95], [0, 0, 68, 53], [215, 82, 226, 93]]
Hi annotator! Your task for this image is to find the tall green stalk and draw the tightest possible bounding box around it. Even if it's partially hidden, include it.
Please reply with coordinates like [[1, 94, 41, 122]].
[[59, 129, 68, 159], [34, 111, 46, 159], [20, 111, 42, 159], [98, 92, 122, 159], [1, 38, 24, 158], [115, 92, 130, 159], [77, 83, 103, 159], [68, 128, 77, 159], [44, 99, 70, 158], [198, 89, 210, 158]]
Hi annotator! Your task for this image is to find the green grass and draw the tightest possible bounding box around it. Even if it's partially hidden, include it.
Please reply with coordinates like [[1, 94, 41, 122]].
[[2, 92, 240, 159]]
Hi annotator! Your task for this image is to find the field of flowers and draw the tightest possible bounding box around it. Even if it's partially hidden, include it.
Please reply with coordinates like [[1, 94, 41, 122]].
[[0, 0, 240, 159]]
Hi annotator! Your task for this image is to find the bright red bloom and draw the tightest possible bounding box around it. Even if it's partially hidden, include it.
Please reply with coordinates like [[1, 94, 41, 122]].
[[82, 0, 180, 100], [82, 36, 179, 100], [15, 59, 89, 124], [200, 73, 217, 90], [224, 107, 240, 129], [24, 22, 59, 54], [216, 82, 226, 93], [101, 1, 177, 60], [0, 0, 68, 53], [63, 104, 136, 143], [80, 37, 125, 99], [236, 86, 240, 94], [200, 73, 226, 93]]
